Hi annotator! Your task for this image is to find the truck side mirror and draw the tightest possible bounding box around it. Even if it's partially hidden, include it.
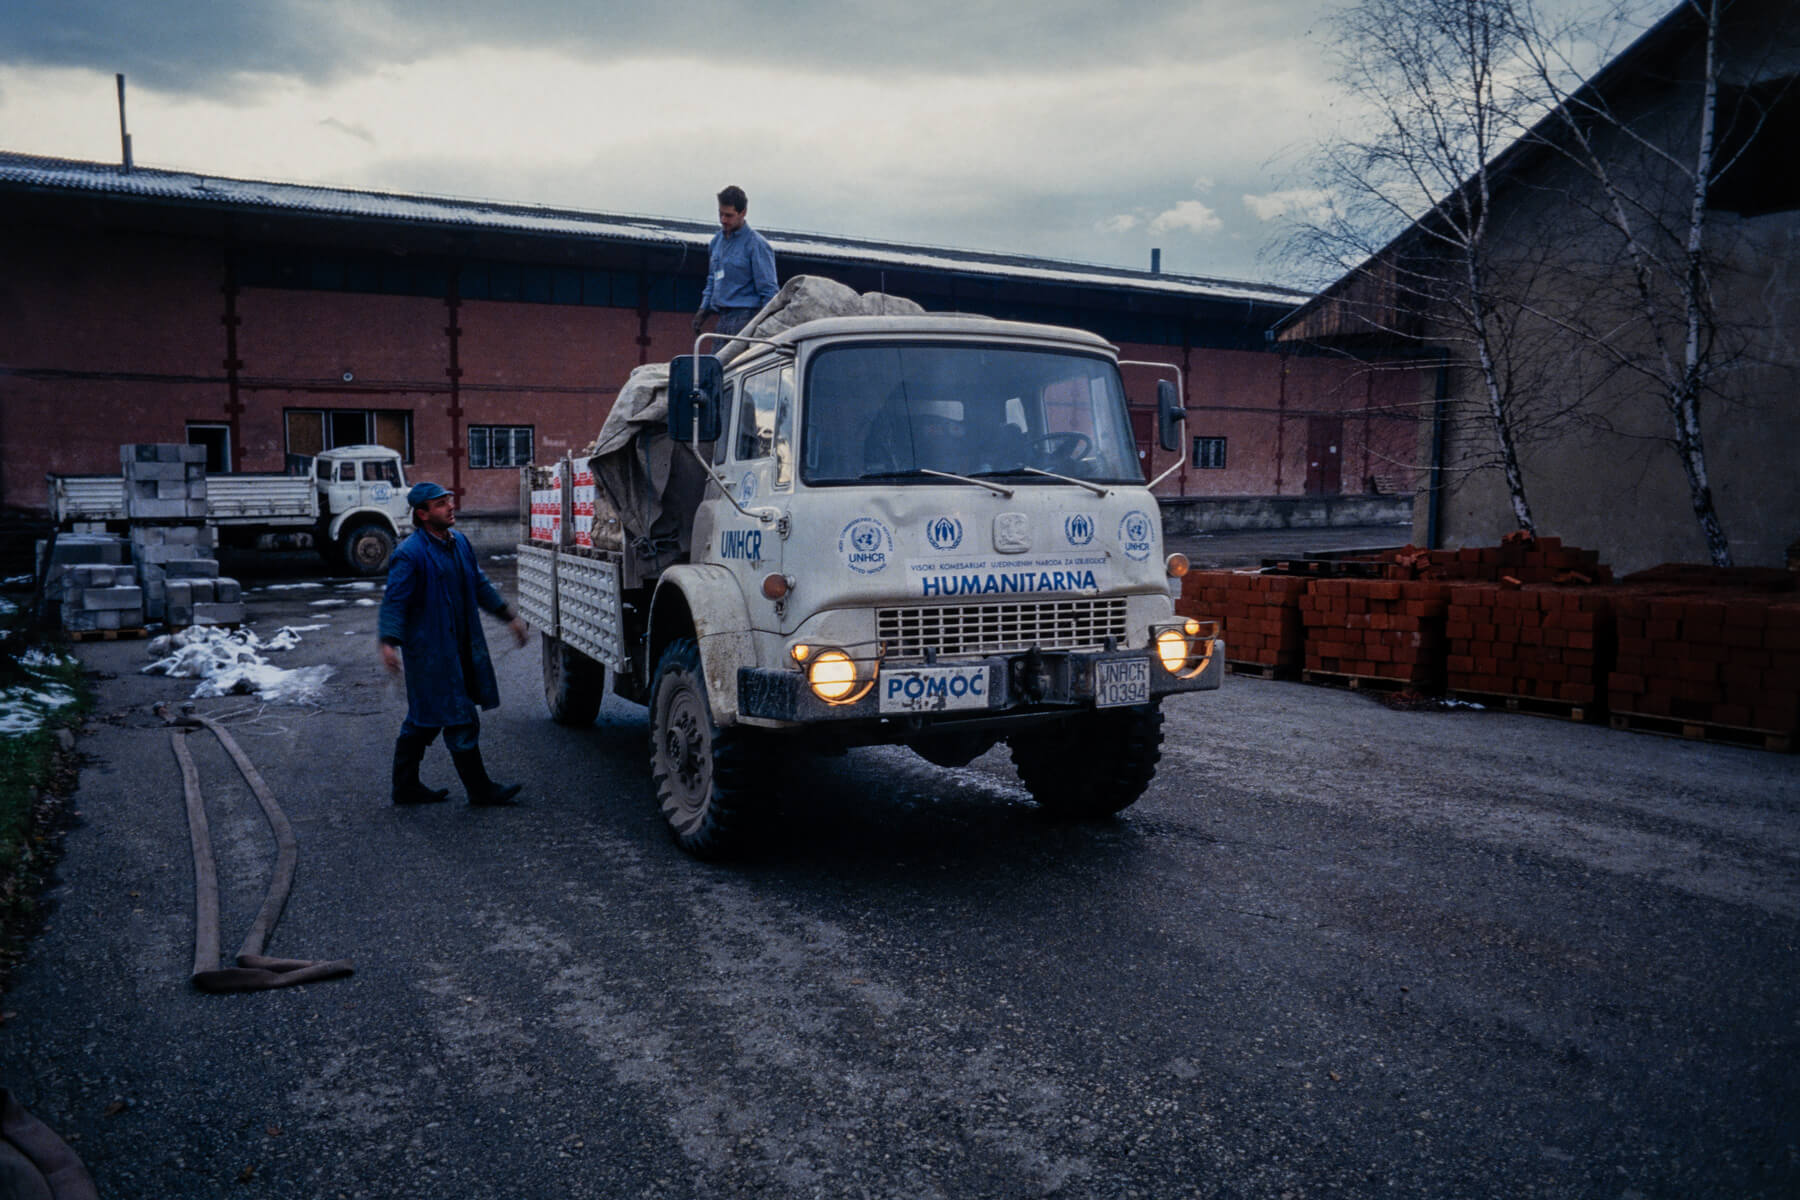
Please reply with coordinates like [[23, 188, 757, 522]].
[[1156, 379, 1186, 453], [668, 355, 724, 443]]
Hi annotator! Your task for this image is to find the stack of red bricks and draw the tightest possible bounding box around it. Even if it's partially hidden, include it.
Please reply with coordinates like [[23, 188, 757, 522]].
[[1299, 579, 1453, 686], [1445, 585, 1610, 706], [1178, 571, 1308, 673], [1608, 573, 1800, 735], [1378, 536, 1613, 585]]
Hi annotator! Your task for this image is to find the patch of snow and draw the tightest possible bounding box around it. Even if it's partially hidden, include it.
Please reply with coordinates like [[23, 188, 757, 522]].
[[18, 648, 72, 672], [4, 574, 34, 587], [0, 597, 15, 615], [257, 582, 325, 591], [339, 581, 379, 591], [142, 626, 333, 704], [353, 599, 377, 607], [0, 684, 77, 737], [310, 598, 348, 607]]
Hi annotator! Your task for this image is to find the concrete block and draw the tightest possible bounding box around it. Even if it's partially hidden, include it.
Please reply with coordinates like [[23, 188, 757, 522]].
[[178, 444, 207, 464], [157, 480, 186, 500], [186, 463, 206, 481], [127, 461, 187, 482], [166, 581, 193, 608], [186, 501, 208, 518], [126, 499, 193, 520], [123, 444, 158, 464], [188, 579, 215, 604], [46, 536, 128, 566], [187, 482, 208, 501], [192, 601, 245, 625], [132, 525, 167, 546], [62, 608, 101, 632], [83, 586, 144, 611], [157, 444, 183, 463], [96, 609, 121, 630], [165, 559, 219, 579], [215, 578, 241, 603]]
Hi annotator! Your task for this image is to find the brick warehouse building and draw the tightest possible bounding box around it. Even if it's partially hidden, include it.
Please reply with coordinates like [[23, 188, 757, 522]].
[[0, 151, 1425, 547]]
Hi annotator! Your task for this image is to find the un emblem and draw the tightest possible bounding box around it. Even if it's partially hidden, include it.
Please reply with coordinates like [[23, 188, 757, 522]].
[[925, 515, 964, 551], [1119, 509, 1154, 561], [1064, 513, 1095, 546]]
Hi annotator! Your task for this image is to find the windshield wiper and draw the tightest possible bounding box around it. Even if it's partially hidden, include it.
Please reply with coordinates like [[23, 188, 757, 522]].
[[1020, 466, 1110, 497], [860, 468, 1014, 497]]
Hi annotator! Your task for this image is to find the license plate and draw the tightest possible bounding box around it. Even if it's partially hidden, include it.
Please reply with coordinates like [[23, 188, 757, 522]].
[[1094, 657, 1150, 708], [878, 665, 992, 714]]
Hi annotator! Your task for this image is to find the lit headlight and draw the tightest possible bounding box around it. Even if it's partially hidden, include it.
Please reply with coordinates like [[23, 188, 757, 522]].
[[1154, 620, 1216, 678], [1155, 629, 1191, 673], [808, 650, 859, 701]]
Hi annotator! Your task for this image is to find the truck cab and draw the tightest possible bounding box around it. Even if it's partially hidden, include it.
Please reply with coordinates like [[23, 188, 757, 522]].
[[311, 445, 413, 573]]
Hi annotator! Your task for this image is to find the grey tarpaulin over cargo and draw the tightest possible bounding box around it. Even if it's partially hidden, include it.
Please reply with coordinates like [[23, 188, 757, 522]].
[[582, 276, 925, 585]]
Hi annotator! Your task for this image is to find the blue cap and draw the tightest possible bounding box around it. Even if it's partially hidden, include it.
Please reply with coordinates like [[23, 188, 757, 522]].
[[407, 481, 450, 509]]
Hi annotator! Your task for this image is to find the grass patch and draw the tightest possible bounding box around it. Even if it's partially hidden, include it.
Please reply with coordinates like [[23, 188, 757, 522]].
[[0, 595, 93, 989]]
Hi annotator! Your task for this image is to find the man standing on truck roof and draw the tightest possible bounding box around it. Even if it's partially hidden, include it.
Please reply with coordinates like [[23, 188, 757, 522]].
[[378, 481, 529, 808], [692, 185, 778, 339]]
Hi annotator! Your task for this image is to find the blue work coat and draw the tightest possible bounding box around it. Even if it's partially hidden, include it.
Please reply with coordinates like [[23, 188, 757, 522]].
[[378, 527, 509, 727]]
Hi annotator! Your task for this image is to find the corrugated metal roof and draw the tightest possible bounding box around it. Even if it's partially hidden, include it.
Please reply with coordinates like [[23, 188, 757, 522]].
[[0, 150, 1309, 308]]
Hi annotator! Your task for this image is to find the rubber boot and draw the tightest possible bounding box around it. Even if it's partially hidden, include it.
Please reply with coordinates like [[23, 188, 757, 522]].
[[392, 733, 450, 806], [451, 746, 521, 807]]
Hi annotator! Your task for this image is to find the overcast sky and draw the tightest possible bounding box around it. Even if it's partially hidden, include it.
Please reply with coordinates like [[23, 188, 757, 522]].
[[0, 0, 1662, 286]]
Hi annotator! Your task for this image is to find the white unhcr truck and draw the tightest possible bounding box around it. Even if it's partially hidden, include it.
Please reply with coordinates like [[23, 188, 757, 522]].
[[47, 444, 415, 575], [519, 314, 1222, 857]]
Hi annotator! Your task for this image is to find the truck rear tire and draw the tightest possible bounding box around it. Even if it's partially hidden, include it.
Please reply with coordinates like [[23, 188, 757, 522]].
[[340, 522, 396, 576], [542, 634, 605, 726], [649, 637, 765, 859], [1008, 704, 1164, 818]]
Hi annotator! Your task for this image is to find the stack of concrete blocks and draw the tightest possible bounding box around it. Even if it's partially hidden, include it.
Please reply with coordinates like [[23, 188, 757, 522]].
[[59, 565, 146, 633], [120, 444, 246, 628], [36, 534, 137, 631], [123, 443, 209, 520]]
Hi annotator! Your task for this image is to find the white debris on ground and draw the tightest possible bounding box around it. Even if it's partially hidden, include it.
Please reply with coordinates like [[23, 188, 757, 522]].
[[354, 599, 377, 607], [255, 582, 324, 591], [0, 596, 16, 616], [310, 598, 348, 607], [142, 625, 334, 703], [0, 649, 80, 737], [339, 581, 379, 591]]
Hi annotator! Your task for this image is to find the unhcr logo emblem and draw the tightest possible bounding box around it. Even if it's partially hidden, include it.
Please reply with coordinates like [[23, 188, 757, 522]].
[[839, 516, 893, 575], [925, 515, 964, 551], [1064, 513, 1095, 546], [1119, 509, 1154, 561]]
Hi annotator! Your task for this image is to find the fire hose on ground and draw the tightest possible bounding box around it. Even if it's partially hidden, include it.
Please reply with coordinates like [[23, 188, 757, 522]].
[[158, 706, 353, 992]]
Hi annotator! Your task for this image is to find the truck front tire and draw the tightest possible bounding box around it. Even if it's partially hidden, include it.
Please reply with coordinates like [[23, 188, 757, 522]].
[[649, 637, 765, 859], [1009, 704, 1164, 818], [542, 634, 605, 726], [341, 522, 396, 576]]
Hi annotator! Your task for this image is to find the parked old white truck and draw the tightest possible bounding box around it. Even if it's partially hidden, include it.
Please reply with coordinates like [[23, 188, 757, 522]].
[[520, 311, 1222, 857], [47, 444, 415, 575]]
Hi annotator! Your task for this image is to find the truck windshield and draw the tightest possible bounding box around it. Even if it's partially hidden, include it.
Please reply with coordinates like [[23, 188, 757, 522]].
[[801, 343, 1144, 486]]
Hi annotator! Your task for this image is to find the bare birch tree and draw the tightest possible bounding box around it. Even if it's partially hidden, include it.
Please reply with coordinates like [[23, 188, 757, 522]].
[[1281, 0, 1565, 534], [1513, 0, 1777, 565]]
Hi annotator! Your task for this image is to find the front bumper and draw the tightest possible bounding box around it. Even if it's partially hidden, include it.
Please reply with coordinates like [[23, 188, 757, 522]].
[[737, 640, 1224, 725]]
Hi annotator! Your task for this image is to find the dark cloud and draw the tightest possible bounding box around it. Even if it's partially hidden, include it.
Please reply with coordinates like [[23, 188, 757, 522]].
[[1, 1, 1290, 95]]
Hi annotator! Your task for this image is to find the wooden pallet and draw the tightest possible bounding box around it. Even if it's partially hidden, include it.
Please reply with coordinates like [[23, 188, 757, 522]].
[[1608, 710, 1793, 753], [65, 626, 151, 642], [1449, 689, 1592, 724], [1227, 660, 1298, 680], [1301, 668, 1429, 693]]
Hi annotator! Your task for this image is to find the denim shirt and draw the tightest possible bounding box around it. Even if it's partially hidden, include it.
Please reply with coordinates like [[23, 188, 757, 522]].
[[700, 224, 778, 312]]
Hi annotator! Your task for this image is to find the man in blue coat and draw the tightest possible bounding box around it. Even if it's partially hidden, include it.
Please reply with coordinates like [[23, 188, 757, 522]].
[[379, 481, 529, 806]]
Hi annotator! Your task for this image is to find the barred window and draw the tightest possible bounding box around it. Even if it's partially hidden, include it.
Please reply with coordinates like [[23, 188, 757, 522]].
[[469, 425, 534, 469], [1192, 436, 1227, 469]]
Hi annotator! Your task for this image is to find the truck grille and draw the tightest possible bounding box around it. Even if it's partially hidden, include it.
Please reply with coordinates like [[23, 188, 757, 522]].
[[878, 598, 1129, 661]]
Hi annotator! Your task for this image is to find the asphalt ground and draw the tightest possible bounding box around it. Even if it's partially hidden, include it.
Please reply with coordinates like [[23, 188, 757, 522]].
[[1, 542, 1796, 1199]]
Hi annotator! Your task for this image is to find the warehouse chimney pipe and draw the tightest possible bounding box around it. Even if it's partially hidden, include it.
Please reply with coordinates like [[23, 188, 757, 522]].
[[1150, 248, 1161, 275], [116, 73, 132, 172]]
